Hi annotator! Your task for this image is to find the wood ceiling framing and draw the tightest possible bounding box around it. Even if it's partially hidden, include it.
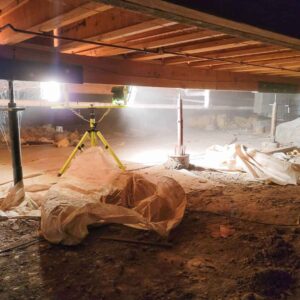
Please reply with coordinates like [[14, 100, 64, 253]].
[[0, 0, 299, 91]]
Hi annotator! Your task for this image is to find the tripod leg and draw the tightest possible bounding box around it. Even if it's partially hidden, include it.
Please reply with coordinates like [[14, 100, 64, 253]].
[[96, 131, 126, 171], [58, 131, 90, 176], [90, 131, 98, 147]]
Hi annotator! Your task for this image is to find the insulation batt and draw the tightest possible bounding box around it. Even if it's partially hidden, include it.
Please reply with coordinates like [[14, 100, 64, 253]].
[[41, 148, 186, 245]]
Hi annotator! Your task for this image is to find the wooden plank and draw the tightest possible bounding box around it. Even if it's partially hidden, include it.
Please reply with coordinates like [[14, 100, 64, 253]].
[[0, 0, 15, 11], [95, 0, 300, 51], [0, 44, 299, 91], [0, 0, 28, 16], [129, 37, 261, 61], [79, 24, 195, 56], [80, 30, 225, 57], [62, 19, 176, 53], [67, 83, 114, 94], [39, 1, 112, 32], [236, 51, 300, 63], [190, 51, 300, 69], [231, 68, 300, 77], [163, 45, 285, 65], [210, 57, 300, 72], [0, 0, 111, 44], [60, 9, 176, 53]]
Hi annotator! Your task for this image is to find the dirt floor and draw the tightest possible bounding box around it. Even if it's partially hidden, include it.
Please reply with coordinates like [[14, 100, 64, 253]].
[[1, 131, 300, 300]]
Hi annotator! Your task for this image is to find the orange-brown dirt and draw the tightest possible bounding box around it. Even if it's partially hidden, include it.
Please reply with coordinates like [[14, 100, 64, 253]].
[[1, 139, 300, 300]]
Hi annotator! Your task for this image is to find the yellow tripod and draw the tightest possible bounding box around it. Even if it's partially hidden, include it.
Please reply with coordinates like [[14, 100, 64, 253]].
[[58, 106, 125, 176]]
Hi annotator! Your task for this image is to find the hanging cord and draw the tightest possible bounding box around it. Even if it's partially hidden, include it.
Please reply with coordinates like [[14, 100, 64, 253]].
[[68, 107, 89, 123], [68, 107, 111, 124], [97, 108, 111, 123]]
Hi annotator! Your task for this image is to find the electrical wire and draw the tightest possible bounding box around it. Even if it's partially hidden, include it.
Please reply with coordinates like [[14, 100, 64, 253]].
[[97, 108, 111, 123], [1, 24, 300, 74], [68, 107, 89, 122], [68, 107, 111, 124]]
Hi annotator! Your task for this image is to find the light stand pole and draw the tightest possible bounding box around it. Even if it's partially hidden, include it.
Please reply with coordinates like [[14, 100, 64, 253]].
[[262, 93, 279, 151], [176, 93, 184, 156], [166, 91, 189, 169], [270, 93, 277, 143], [7, 80, 24, 185]]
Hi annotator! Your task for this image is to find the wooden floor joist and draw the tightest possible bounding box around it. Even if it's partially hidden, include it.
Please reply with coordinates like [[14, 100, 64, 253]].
[[0, 0, 299, 88], [0, 0, 111, 44], [0, 44, 299, 92], [95, 0, 300, 51]]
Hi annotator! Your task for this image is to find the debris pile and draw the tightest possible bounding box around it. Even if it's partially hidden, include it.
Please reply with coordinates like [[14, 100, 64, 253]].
[[0, 124, 80, 147], [187, 114, 266, 131]]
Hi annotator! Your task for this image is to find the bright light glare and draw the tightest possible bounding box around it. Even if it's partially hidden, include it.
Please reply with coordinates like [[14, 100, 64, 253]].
[[127, 86, 137, 106], [126, 149, 168, 165], [40, 81, 61, 102]]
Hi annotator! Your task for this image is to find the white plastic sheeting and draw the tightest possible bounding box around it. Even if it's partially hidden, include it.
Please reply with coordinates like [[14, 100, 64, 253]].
[[40, 148, 187, 245], [200, 144, 300, 185], [276, 118, 300, 145]]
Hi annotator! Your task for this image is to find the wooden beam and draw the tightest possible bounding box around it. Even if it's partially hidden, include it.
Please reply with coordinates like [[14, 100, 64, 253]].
[[233, 69, 300, 78], [95, 0, 300, 51], [0, 0, 111, 44], [0, 0, 15, 10], [238, 69, 300, 77], [62, 19, 176, 53], [128, 37, 261, 61], [67, 83, 114, 94], [165, 45, 286, 65], [60, 9, 176, 53], [0, 0, 27, 15], [80, 30, 225, 57], [210, 57, 300, 72], [0, 0, 29, 17], [39, 1, 112, 31], [190, 51, 300, 69], [77, 24, 194, 55], [0, 44, 299, 91], [164, 47, 265, 66]]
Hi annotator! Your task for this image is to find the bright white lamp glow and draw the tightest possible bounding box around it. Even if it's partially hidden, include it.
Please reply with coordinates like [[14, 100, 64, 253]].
[[40, 81, 61, 102], [127, 86, 137, 106]]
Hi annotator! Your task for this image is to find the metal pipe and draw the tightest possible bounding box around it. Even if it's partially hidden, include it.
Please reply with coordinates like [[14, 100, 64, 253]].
[[0, 24, 299, 74], [8, 80, 24, 185], [270, 93, 277, 142], [176, 93, 184, 156]]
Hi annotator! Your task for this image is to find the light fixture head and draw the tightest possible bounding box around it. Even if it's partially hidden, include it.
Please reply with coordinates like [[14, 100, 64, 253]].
[[40, 81, 61, 102]]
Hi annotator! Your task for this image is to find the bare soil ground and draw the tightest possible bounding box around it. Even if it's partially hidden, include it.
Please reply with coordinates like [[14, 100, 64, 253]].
[[1, 133, 300, 300]]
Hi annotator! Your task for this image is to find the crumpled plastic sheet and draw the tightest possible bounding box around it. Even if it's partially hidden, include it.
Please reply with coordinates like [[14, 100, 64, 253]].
[[40, 148, 187, 245], [200, 144, 300, 185], [0, 181, 40, 219]]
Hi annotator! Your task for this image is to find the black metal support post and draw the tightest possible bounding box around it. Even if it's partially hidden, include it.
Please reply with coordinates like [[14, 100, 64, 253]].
[[8, 80, 24, 185]]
